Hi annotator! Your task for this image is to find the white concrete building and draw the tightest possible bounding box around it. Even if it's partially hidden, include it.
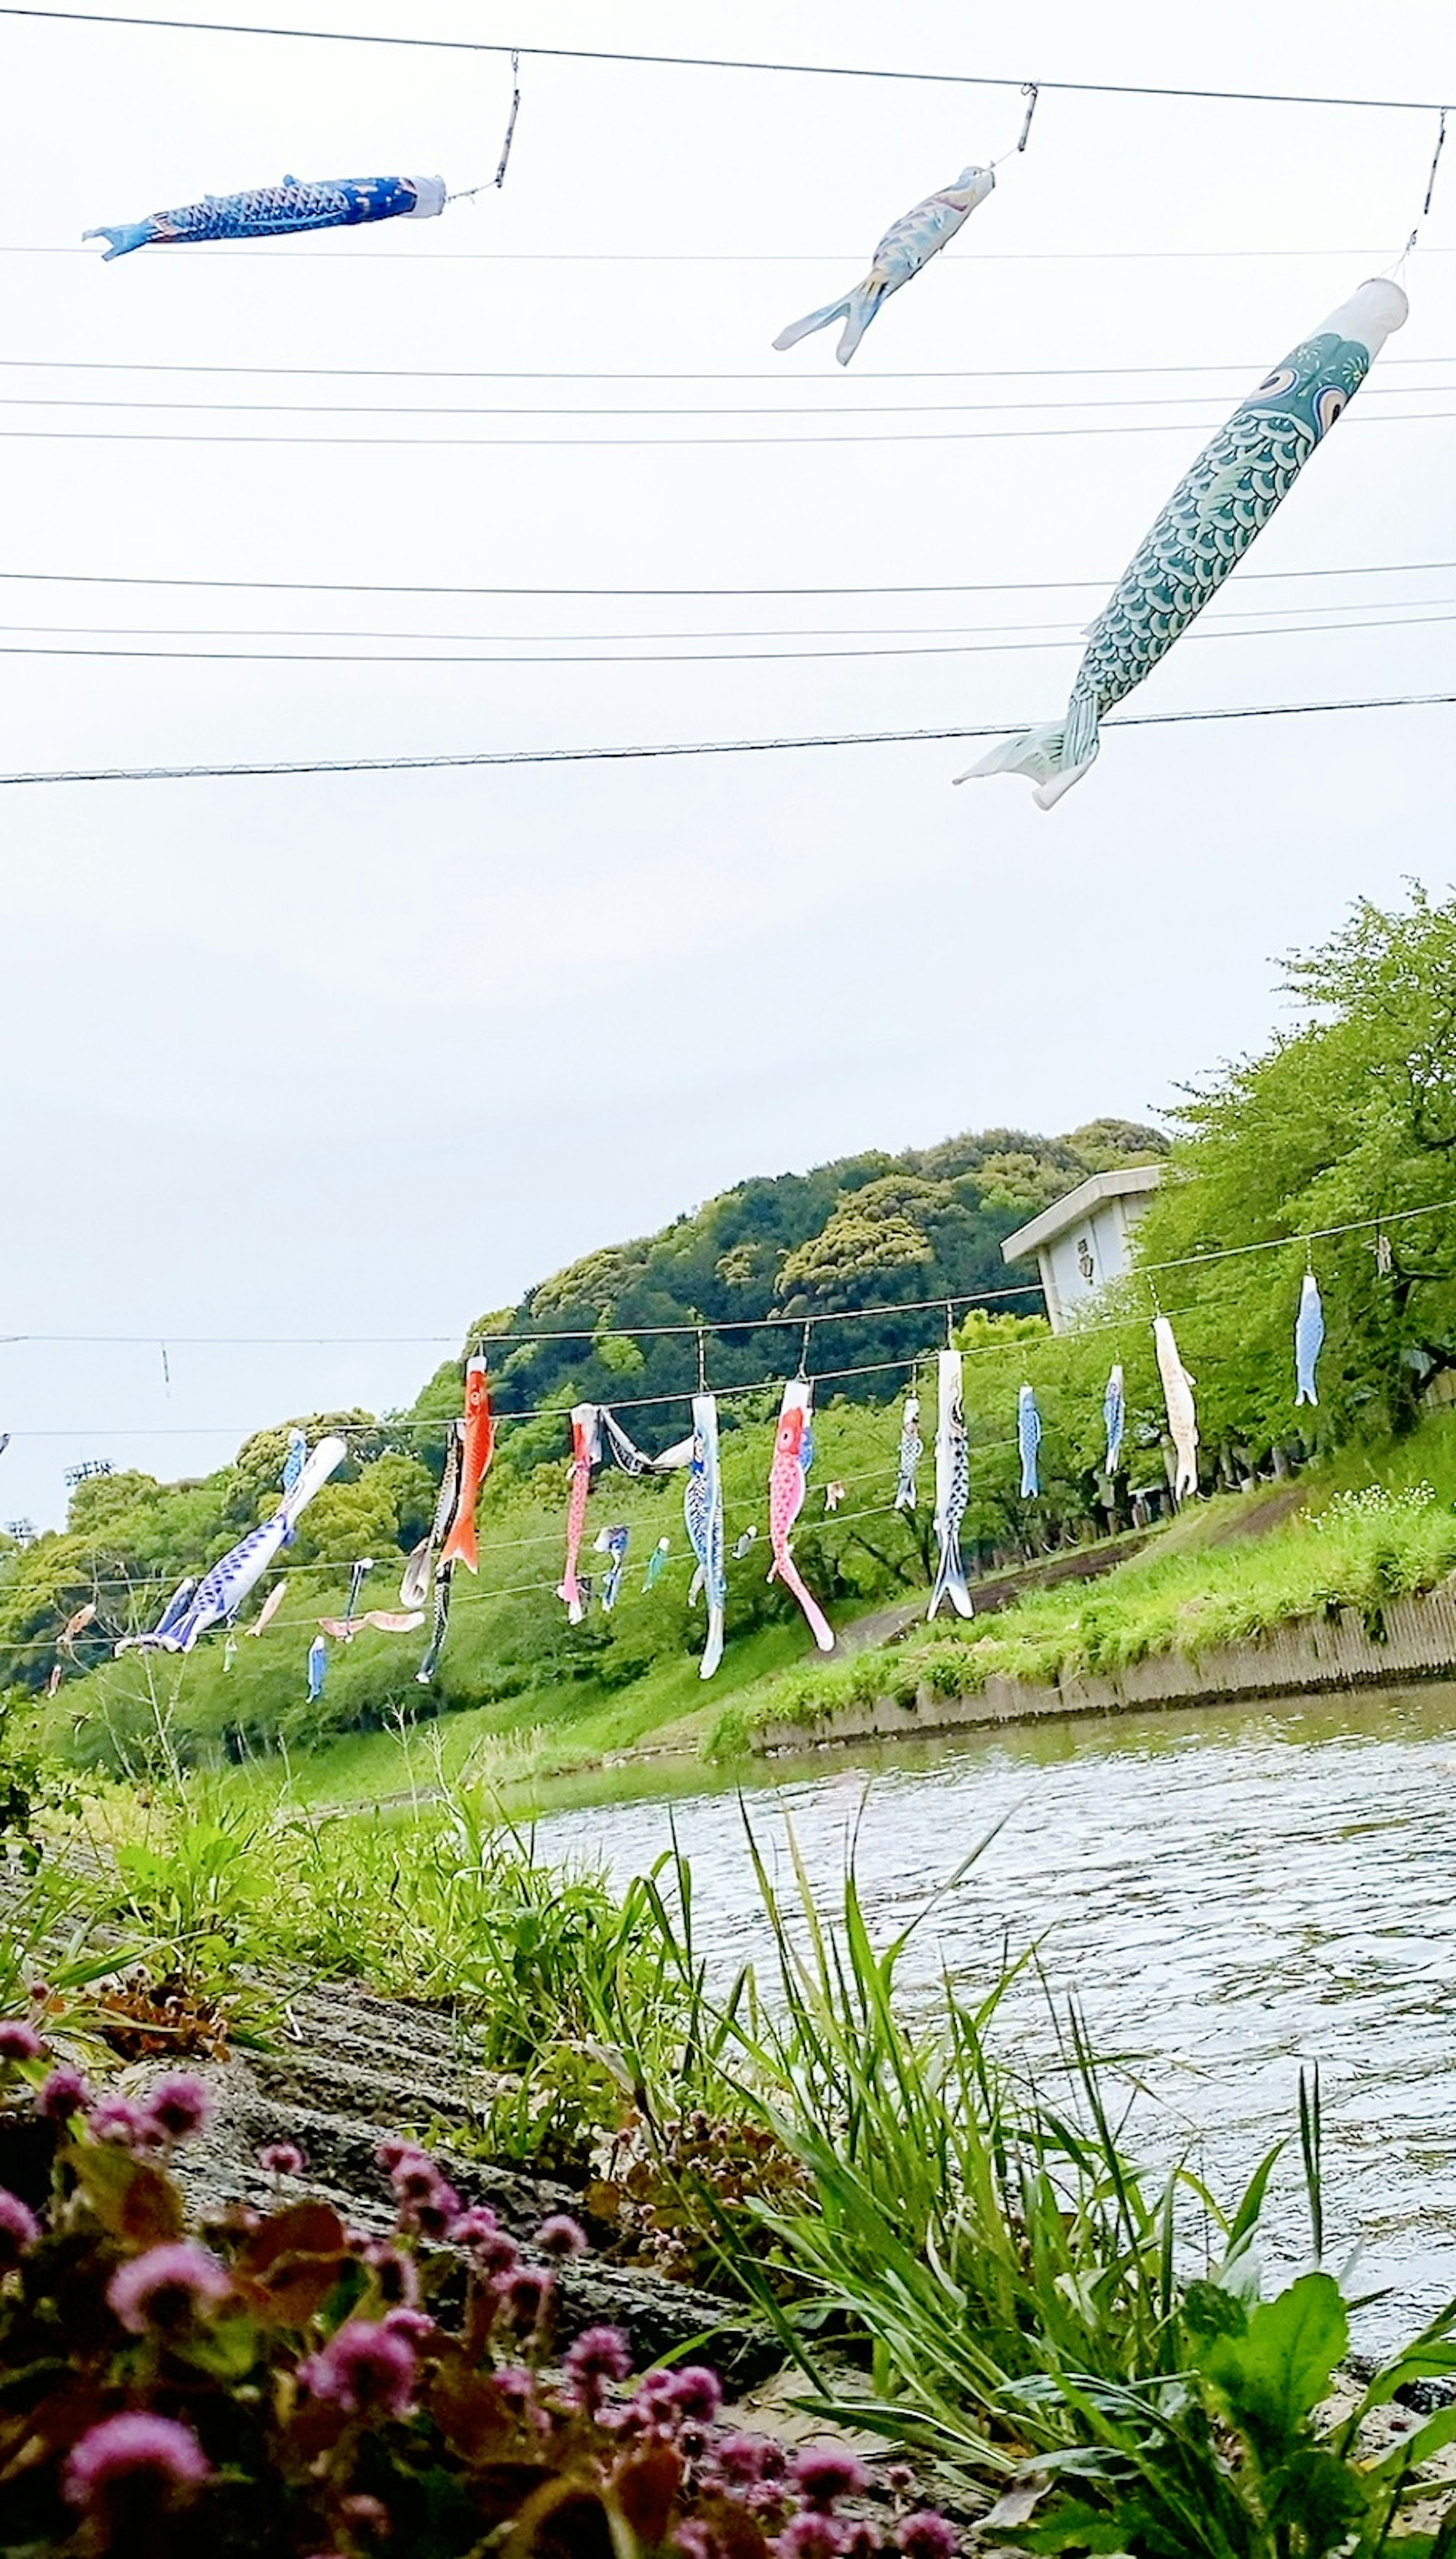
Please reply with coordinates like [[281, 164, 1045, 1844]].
[[1000, 1163, 1163, 1332]]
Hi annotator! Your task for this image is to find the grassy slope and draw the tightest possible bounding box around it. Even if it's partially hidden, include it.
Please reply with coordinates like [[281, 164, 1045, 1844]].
[[717, 1409, 1456, 1750]]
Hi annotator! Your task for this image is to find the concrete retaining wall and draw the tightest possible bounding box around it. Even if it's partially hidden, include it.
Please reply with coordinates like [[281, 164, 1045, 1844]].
[[755, 1579, 1456, 1754]]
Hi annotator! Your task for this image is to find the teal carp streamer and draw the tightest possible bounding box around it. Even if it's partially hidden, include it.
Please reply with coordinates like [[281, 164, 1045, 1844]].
[[961, 277, 1409, 809]]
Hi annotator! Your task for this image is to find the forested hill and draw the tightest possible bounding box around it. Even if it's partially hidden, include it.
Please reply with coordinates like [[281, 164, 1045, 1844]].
[[407, 1118, 1169, 1466]]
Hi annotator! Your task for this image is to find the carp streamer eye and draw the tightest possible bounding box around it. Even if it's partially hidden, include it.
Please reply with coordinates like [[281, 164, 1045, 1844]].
[[1316, 385, 1349, 432], [1256, 366, 1298, 396]]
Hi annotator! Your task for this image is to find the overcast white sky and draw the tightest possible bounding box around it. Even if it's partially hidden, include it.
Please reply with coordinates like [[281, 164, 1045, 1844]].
[[0, 0, 1452, 1531]]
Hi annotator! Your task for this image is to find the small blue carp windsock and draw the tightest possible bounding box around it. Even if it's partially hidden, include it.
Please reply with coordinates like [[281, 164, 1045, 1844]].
[[1017, 1383, 1043, 1499], [1295, 1271, 1326, 1407], [774, 165, 995, 364], [1103, 1363, 1126, 1477], [643, 1535, 671, 1590], [86, 171, 447, 260], [894, 1394, 923, 1511], [594, 1524, 630, 1612], [960, 278, 1407, 809], [282, 1427, 306, 1495], [306, 1634, 328, 1703]]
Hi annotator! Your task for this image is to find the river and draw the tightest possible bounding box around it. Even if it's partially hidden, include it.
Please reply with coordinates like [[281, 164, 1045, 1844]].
[[525, 1681, 1456, 2353]]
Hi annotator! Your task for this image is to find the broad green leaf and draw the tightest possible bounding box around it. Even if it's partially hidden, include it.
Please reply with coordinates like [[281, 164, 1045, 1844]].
[[1198, 2269, 1348, 2439]]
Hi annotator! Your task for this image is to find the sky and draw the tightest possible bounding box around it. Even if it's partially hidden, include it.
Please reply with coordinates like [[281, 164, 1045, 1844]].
[[0, 0, 1453, 1532]]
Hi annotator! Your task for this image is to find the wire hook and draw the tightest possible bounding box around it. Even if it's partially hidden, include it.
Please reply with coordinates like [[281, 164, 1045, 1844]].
[[797, 1319, 813, 1378], [695, 1326, 708, 1391], [1017, 82, 1039, 151]]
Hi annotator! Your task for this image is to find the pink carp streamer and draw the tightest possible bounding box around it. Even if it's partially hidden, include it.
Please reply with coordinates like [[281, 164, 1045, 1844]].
[[767, 1378, 834, 1653]]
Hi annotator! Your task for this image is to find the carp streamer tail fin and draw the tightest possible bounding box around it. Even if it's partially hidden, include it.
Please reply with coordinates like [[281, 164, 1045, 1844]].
[[700, 1606, 725, 1680], [83, 222, 152, 259], [835, 276, 890, 364], [773, 294, 852, 352], [956, 696, 1101, 811], [927, 1548, 973, 1623]]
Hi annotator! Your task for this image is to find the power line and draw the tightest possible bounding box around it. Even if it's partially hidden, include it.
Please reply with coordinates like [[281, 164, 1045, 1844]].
[[5, 413, 1450, 454], [2, 383, 1446, 418], [0, 607, 1448, 667], [2, 558, 1447, 601], [2, 692, 1449, 788], [0, 7, 1448, 113], [3, 411, 1451, 450], [1, 356, 1451, 383], [13, 243, 1456, 263], [8, 594, 1443, 647]]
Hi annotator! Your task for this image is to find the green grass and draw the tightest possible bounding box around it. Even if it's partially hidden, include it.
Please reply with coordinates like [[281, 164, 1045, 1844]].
[[719, 1410, 1456, 1752]]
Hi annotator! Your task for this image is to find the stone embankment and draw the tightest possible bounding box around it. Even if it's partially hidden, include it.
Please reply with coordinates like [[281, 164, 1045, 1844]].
[[756, 1578, 1456, 1753]]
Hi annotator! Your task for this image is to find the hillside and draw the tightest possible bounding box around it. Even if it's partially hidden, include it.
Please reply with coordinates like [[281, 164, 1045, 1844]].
[[2, 1117, 1166, 1756]]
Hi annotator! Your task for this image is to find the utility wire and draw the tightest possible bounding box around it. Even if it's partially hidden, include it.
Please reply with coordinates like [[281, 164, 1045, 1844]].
[[7, 594, 1441, 647], [14, 243, 1456, 262], [0, 690, 1449, 788], [0, 607, 1448, 667], [4, 410, 1451, 449], [1, 356, 1450, 383], [0, 8, 1448, 113], [7, 1195, 1454, 1363], [1, 558, 1446, 601], [0, 382, 1446, 416]]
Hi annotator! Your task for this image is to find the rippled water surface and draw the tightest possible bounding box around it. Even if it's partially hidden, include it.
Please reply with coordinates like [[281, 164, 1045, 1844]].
[[527, 1686, 1456, 2347]]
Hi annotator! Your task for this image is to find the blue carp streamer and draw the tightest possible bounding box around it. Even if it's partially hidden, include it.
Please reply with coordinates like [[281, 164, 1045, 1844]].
[[962, 278, 1408, 808], [1017, 1383, 1043, 1499], [595, 1524, 631, 1611], [1295, 1272, 1326, 1407], [774, 165, 995, 365], [86, 171, 446, 261], [1103, 1363, 1126, 1477], [894, 1394, 923, 1511]]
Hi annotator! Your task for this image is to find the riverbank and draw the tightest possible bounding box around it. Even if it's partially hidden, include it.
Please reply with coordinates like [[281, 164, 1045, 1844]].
[[714, 1414, 1456, 1759]]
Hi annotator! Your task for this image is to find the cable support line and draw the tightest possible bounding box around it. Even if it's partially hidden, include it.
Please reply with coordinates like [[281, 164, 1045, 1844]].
[[2, 356, 1451, 383], [16, 243, 1456, 264], [10, 1192, 1455, 1367], [0, 10, 1450, 113], [1, 607, 1451, 671], [4, 558, 1447, 601], [5, 411, 1453, 451], [13, 594, 1446, 648], [5, 358, 1443, 386], [3, 383, 1447, 418], [2, 691, 1449, 789]]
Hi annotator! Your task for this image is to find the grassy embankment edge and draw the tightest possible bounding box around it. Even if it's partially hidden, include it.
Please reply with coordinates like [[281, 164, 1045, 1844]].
[[708, 1410, 1456, 1757]]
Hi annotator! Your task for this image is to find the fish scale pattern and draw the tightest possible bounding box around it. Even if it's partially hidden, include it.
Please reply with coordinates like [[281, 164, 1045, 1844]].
[[1077, 411, 1318, 717], [151, 175, 428, 244]]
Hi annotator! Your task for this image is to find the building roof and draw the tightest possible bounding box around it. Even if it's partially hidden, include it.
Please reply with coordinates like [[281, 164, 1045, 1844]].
[[999, 1161, 1164, 1263]]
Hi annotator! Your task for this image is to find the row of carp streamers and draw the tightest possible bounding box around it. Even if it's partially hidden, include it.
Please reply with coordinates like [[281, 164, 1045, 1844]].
[[110, 1273, 1329, 1680], [901, 1273, 1327, 1621], [84, 84, 1438, 810]]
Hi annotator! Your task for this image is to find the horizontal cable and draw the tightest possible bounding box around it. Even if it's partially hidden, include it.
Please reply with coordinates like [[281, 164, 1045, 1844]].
[[0, 608, 1449, 667], [0, 382, 1446, 418], [1, 692, 1449, 788], [8, 594, 1443, 647], [0, 11, 1448, 112], [14, 243, 1456, 264], [2, 413, 1449, 450], [1, 356, 1451, 383], [0, 558, 1446, 601]]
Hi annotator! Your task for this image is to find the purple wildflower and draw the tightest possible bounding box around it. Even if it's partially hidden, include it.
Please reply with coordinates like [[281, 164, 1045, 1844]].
[[0, 2187, 40, 2272], [894, 2517, 957, 2559], [87, 2095, 149, 2149], [34, 2066, 89, 2123], [382, 2305, 435, 2345], [389, 2148, 460, 2240], [494, 2265, 553, 2334], [107, 2241, 230, 2338], [671, 2367, 723, 2424], [565, 2323, 632, 2396], [884, 2468, 915, 2497], [362, 2238, 420, 2308], [792, 2449, 870, 2510], [259, 2140, 306, 2178], [143, 2072, 212, 2144], [776, 2518, 849, 2559], [0, 2019, 42, 2063], [63, 2410, 211, 2519], [676, 2526, 715, 2559], [301, 2319, 417, 2420], [534, 2212, 588, 2259], [714, 2434, 773, 2488], [451, 2206, 518, 2275], [375, 2134, 414, 2172], [493, 2363, 537, 2411]]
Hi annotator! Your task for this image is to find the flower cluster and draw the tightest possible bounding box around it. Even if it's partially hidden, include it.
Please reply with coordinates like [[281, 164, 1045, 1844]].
[[0, 2019, 959, 2559]]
